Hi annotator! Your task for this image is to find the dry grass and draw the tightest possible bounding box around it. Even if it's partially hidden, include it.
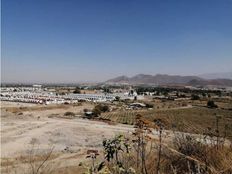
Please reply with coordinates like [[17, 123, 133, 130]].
[[5, 104, 70, 113], [163, 134, 232, 174], [100, 107, 232, 139], [99, 132, 232, 174]]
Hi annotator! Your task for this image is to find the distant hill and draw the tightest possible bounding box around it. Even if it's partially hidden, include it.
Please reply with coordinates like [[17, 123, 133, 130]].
[[107, 75, 130, 83], [199, 72, 232, 80], [106, 74, 232, 86], [187, 79, 232, 87]]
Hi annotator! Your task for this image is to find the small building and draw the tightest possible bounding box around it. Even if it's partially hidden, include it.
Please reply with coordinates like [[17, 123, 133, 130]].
[[84, 111, 94, 118], [129, 103, 146, 109], [32, 84, 42, 88]]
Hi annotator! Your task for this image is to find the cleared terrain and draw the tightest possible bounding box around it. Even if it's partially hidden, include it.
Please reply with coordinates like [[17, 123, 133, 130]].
[[1, 100, 232, 173], [0, 102, 135, 173]]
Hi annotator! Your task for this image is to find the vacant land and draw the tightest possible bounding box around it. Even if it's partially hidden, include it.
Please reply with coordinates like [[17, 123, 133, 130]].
[[1, 100, 232, 173], [0, 102, 134, 173]]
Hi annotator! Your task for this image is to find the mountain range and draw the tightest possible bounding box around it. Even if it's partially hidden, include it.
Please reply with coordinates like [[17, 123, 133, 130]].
[[106, 74, 232, 87], [198, 72, 232, 80]]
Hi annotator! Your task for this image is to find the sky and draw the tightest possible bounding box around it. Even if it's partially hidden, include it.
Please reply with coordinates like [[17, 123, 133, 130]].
[[1, 0, 232, 83]]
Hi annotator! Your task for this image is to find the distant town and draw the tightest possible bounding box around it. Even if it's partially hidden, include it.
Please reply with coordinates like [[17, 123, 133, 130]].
[[1, 80, 232, 106]]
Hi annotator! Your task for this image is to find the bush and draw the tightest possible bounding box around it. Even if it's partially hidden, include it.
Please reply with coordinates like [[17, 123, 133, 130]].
[[207, 100, 218, 108], [83, 108, 89, 112], [115, 96, 120, 101], [92, 104, 110, 117], [92, 108, 101, 116], [64, 112, 75, 116], [164, 134, 232, 174], [145, 103, 154, 108], [73, 87, 81, 94], [102, 105, 110, 112], [95, 104, 110, 112], [191, 94, 200, 100], [164, 135, 202, 173]]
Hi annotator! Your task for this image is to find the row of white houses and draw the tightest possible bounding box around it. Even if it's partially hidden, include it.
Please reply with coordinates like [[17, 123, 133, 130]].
[[0, 83, 145, 104], [0, 91, 76, 104], [0, 91, 143, 104], [64, 94, 116, 102]]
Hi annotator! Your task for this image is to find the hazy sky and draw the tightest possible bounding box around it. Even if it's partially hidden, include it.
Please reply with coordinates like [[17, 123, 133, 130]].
[[2, 0, 232, 83]]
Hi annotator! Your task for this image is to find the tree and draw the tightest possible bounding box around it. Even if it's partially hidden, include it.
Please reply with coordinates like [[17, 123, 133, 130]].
[[191, 94, 200, 100], [207, 100, 218, 108], [73, 87, 81, 94], [102, 105, 110, 112], [103, 88, 111, 93], [130, 90, 134, 95], [92, 107, 101, 116], [163, 91, 168, 97], [64, 112, 75, 116], [83, 108, 88, 113], [134, 96, 137, 101], [94, 104, 109, 113], [145, 103, 154, 108], [115, 96, 120, 101]]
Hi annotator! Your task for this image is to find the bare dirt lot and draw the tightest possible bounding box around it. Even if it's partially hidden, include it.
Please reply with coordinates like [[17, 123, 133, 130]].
[[0, 101, 136, 173]]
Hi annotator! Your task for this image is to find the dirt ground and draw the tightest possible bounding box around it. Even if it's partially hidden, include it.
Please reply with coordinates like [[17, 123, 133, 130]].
[[2, 101, 229, 173], [0, 101, 136, 173]]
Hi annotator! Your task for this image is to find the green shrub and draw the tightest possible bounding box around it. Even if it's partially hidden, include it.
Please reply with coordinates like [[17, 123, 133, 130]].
[[207, 100, 218, 108], [64, 112, 75, 116], [191, 94, 200, 100], [92, 108, 101, 116], [145, 103, 154, 108], [95, 104, 110, 113]]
